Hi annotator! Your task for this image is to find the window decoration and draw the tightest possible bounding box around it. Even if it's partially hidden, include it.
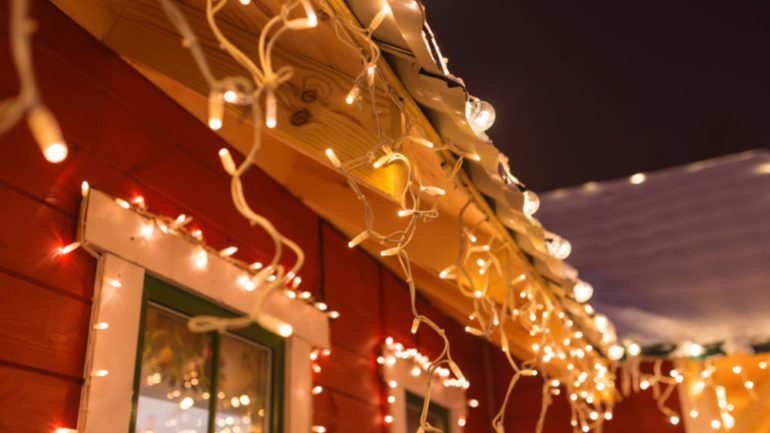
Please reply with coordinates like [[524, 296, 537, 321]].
[[379, 337, 469, 433], [68, 188, 330, 433]]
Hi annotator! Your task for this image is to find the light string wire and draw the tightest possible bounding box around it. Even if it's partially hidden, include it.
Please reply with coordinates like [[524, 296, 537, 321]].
[[156, 0, 317, 337], [1, 0, 69, 163], [619, 354, 767, 430], [443, 197, 619, 433], [1, 0, 622, 431], [316, 3, 480, 432]]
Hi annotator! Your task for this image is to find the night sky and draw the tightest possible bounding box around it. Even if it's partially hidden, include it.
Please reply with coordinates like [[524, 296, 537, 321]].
[[422, 1, 770, 191]]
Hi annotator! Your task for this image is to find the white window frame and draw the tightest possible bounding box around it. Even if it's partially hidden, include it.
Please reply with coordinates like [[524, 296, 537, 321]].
[[76, 189, 329, 433], [381, 341, 468, 433]]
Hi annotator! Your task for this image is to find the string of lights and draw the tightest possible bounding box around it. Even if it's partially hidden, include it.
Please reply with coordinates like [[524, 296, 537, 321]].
[[1, 0, 68, 163]]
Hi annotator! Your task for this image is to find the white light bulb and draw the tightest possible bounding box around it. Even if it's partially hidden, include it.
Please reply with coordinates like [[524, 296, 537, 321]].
[[28, 106, 68, 163], [523, 190, 540, 217], [265, 92, 277, 128], [573, 280, 594, 303], [629, 173, 646, 185], [465, 97, 496, 133], [179, 396, 194, 410], [684, 341, 704, 357], [608, 344, 624, 361], [57, 242, 80, 255], [325, 148, 342, 169], [545, 232, 572, 260], [345, 87, 360, 105], [627, 342, 641, 357], [208, 91, 224, 130]]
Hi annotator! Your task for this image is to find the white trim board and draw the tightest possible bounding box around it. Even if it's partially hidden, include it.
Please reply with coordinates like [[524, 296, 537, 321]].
[[77, 189, 329, 433], [381, 344, 467, 433]]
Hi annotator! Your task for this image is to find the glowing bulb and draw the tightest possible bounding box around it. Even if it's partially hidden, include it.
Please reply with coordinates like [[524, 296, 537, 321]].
[[380, 247, 400, 257], [760, 361, 768, 369], [710, 420, 721, 429], [744, 380, 754, 390], [218, 148, 237, 175], [684, 341, 704, 357], [325, 148, 342, 169], [81, 181, 90, 197], [732, 365, 742, 375], [219, 246, 238, 257], [93, 322, 109, 330], [410, 366, 421, 377], [312, 385, 323, 395], [522, 190, 540, 217], [457, 418, 466, 427], [465, 97, 496, 133], [594, 314, 610, 333], [179, 396, 194, 410], [28, 106, 68, 163], [368, 5, 392, 31], [329, 311, 340, 319], [388, 380, 397, 389], [208, 91, 223, 130], [608, 344, 624, 361], [640, 380, 650, 390], [384, 415, 394, 424], [194, 248, 208, 269], [265, 92, 277, 128], [689, 410, 699, 419], [589, 411, 599, 421], [239, 0, 250, 4], [420, 185, 446, 196], [545, 232, 572, 260], [278, 323, 293, 337], [348, 231, 368, 248], [55, 429, 77, 433], [397, 209, 414, 217], [139, 223, 155, 239], [237, 274, 256, 291], [115, 198, 130, 209], [439, 266, 455, 279], [468, 399, 479, 408], [629, 173, 646, 184], [573, 280, 594, 303], [388, 395, 396, 404], [57, 242, 80, 255], [92, 369, 109, 377], [669, 416, 680, 425], [311, 427, 326, 433], [345, 87, 360, 104], [627, 342, 641, 357], [223, 90, 239, 102]]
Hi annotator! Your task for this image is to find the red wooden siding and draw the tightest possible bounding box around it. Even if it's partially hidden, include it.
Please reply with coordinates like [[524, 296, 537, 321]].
[[0, 2, 683, 433]]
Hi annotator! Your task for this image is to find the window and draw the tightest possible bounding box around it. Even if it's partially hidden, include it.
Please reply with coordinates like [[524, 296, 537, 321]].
[[77, 189, 329, 433], [132, 275, 284, 433], [405, 391, 450, 433]]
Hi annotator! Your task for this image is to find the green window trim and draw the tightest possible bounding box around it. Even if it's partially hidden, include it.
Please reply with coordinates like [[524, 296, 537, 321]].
[[130, 274, 285, 433]]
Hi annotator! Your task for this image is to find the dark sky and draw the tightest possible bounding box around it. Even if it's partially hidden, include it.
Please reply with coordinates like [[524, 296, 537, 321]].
[[422, 1, 770, 191]]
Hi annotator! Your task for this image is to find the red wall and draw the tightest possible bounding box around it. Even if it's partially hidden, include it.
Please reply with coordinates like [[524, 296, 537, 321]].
[[0, 2, 683, 433]]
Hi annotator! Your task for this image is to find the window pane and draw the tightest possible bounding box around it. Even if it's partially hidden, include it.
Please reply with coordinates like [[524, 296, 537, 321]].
[[135, 305, 213, 433], [215, 333, 273, 433], [406, 392, 450, 433]]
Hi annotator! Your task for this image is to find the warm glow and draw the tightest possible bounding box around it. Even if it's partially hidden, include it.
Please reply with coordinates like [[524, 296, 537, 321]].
[[629, 172, 646, 184], [57, 242, 80, 255], [325, 148, 342, 168]]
